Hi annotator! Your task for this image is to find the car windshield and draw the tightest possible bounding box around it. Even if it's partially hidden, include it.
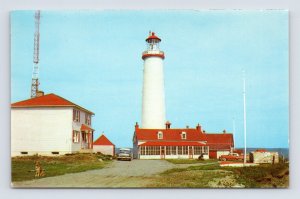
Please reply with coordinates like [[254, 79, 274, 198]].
[[119, 149, 130, 154]]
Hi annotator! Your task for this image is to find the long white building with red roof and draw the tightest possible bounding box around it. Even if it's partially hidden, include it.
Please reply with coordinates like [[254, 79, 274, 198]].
[[133, 122, 234, 159], [11, 93, 94, 156]]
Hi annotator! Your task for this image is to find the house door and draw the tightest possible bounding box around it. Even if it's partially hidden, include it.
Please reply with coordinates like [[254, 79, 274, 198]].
[[188, 146, 193, 159], [160, 147, 165, 159]]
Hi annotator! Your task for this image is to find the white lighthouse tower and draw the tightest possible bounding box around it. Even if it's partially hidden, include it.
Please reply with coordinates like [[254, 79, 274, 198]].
[[141, 32, 166, 129]]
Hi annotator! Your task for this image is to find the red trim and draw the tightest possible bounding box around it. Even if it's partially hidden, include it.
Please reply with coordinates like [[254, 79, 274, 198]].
[[11, 93, 94, 115], [93, 134, 115, 146], [139, 141, 206, 146], [145, 32, 161, 42], [142, 53, 165, 60], [80, 124, 94, 131]]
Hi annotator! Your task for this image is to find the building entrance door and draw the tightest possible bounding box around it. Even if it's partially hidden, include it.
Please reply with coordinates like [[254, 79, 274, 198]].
[[188, 146, 193, 159], [160, 147, 165, 159]]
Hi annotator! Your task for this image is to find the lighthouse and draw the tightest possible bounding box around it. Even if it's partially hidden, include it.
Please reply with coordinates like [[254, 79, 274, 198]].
[[141, 32, 166, 129]]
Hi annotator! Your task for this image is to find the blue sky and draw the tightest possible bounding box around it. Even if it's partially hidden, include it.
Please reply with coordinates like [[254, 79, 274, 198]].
[[11, 10, 289, 148]]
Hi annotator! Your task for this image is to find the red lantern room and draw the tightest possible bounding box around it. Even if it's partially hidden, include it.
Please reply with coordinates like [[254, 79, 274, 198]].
[[142, 31, 165, 60]]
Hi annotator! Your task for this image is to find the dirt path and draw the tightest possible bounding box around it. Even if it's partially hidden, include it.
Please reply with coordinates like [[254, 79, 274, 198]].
[[13, 160, 212, 188]]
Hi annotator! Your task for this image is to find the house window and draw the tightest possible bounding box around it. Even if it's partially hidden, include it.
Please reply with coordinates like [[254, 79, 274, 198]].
[[194, 146, 202, 155], [72, 130, 80, 143], [145, 146, 160, 155], [73, 109, 80, 122], [166, 146, 177, 155], [203, 146, 209, 154], [157, 131, 163, 139], [85, 113, 91, 125], [140, 146, 146, 155], [178, 146, 183, 155], [181, 132, 187, 139], [182, 146, 188, 155]]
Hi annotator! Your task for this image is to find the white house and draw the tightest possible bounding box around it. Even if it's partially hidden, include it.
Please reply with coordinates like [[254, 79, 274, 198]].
[[93, 134, 115, 156], [11, 93, 94, 156]]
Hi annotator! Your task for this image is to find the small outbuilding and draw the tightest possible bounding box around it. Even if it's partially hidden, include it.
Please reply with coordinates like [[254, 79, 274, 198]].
[[206, 132, 234, 159], [93, 134, 115, 156], [250, 149, 279, 164]]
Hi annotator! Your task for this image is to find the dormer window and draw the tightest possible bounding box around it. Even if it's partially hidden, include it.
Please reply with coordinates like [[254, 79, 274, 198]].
[[181, 132, 187, 140], [158, 131, 163, 139]]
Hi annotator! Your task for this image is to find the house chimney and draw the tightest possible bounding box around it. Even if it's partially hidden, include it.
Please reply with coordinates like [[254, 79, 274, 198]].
[[135, 122, 139, 130], [36, 90, 44, 97], [223, 129, 226, 134], [165, 121, 171, 129], [196, 123, 202, 132], [186, 125, 189, 129]]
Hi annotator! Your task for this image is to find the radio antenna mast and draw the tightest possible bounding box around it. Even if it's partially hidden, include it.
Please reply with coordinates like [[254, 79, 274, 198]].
[[31, 10, 41, 98]]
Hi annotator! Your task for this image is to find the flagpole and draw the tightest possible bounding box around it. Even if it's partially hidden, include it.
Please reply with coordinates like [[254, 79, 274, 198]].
[[243, 71, 247, 165], [232, 117, 236, 150]]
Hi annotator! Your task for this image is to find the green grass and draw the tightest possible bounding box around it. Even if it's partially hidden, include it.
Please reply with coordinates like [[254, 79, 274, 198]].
[[150, 162, 289, 188], [223, 163, 289, 188], [11, 153, 111, 182]]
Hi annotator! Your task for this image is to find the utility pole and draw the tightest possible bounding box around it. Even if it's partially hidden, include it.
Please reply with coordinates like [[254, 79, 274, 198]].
[[232, 117, 236, 150], [31, 10, 40, 98]]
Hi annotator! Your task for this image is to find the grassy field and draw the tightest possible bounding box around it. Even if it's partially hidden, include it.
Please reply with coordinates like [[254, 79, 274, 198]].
[[11, 153, 111, 182], [149, 162, 289, 188]]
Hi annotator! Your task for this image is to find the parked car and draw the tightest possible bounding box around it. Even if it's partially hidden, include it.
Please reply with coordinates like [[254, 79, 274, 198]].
[[117, 148, 132, 161], [219, 153, 244, 161]]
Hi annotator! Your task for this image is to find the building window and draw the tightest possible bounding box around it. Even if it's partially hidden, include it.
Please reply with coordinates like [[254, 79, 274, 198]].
[[177, 146, 188, 155], [181, 132, 187, 139], [73, 109, 80, 122], [194, 146, 202, 155], [140, 146, 146, 155], [203, 146, 209, 154], [143, 146, 160, 155], [178, 146, 182, 155], [85, 113, 91, 125], [182, 146, 188, 155], [157, 131, 163, 139], [166, 146, 177, 155], [73, 130, 80, 143]]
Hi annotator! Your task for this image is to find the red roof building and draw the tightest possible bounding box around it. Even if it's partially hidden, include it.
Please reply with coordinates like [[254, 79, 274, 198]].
[[132, 122, 234, 159], [93, 134, 115, 156], [11, 93, 94, 114], [11, 93, 95, 156]]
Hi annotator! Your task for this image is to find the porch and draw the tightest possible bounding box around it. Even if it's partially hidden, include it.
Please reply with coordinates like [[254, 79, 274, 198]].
[[138, 142, 209, 159]]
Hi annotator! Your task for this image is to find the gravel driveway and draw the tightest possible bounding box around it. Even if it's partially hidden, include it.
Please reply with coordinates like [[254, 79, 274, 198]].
[[12, 160, 181, 188]]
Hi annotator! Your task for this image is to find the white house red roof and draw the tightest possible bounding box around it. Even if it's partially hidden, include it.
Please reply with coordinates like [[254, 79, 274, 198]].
[[11, 93, 94, 114], [93, 134, 114, 146]]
